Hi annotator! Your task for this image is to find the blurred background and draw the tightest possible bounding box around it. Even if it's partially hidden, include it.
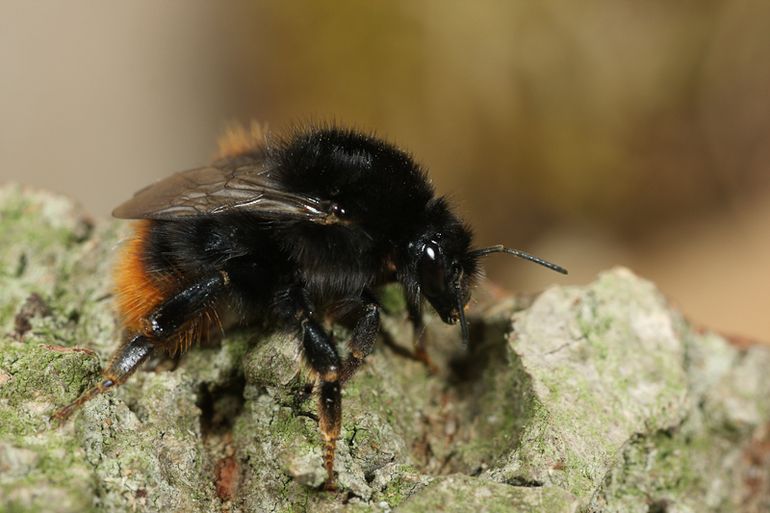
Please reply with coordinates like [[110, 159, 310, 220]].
[[1, 1, 769, 340]]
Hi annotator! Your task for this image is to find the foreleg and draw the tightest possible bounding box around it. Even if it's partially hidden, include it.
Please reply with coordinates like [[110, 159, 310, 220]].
[[407, 295, 438, 373]]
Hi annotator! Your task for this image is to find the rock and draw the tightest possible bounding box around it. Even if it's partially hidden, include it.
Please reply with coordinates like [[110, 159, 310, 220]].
[[0, 183, 768, 512]]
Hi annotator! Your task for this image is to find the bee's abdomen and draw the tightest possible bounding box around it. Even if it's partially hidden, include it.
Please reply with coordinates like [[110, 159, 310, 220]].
[[113, 220, 176, 333], [113, 221, 226, 355]]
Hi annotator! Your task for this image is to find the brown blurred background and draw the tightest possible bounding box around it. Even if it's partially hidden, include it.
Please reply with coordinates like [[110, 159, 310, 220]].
[[1, 1, 769, 340]]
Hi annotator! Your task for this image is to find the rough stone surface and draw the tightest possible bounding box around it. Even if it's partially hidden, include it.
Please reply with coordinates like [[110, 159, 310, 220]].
[[1, 184, 768, 513]]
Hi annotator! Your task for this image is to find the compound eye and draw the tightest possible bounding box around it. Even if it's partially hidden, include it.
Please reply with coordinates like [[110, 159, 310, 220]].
[[322, 202, 348, 225], [418, 241, 446, 297]]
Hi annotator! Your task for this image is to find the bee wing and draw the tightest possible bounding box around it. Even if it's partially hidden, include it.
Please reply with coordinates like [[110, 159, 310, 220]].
[[112, 160, 340, 224]]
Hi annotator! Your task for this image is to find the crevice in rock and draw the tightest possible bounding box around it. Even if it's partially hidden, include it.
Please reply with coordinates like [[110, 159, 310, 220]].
[[403, 312, 535, 479], [647, 498, 669, 513], [14, 292, 52, 338], [198, 375, 246, 438], [505, 476, 545, 487], [277, 380, 318, 422], [447, 314, 504, 384], [363, 290, 535, 483], [197, 374, 247, 508]]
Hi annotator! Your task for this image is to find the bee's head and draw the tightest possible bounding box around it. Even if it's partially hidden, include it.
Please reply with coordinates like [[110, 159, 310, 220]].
[[400, 198, 568, 346], [400, 199, 478, 343]]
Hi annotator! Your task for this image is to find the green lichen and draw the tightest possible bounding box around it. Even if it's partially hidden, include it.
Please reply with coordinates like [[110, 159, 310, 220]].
[[375, 465, 429, 507], [590, 323, 770, 512], [376, 284, 407, 316]]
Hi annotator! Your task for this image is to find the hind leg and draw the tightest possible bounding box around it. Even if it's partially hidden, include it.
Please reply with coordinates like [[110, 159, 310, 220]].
[[52, 334, 154, 421], [52, 271, 230, 422]]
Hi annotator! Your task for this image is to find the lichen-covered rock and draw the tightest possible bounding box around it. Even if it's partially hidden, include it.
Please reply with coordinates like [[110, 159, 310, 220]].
[[1, 184, 768, 513], [485, 270, 692, 495]]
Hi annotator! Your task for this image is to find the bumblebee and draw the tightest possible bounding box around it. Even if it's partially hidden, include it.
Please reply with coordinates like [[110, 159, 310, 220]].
[[53, 123, 566, 490]]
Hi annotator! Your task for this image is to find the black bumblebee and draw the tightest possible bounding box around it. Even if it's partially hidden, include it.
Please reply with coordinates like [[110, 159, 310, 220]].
[[53, 123, 566, 490]]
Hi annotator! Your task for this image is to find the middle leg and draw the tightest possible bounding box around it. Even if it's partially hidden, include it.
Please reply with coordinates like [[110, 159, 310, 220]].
[[339, 292, 380, 384], [294, 299, 343, 490]]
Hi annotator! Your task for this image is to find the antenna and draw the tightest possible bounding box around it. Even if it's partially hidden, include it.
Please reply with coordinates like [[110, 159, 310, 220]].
[[470, 245, 568, 274]]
